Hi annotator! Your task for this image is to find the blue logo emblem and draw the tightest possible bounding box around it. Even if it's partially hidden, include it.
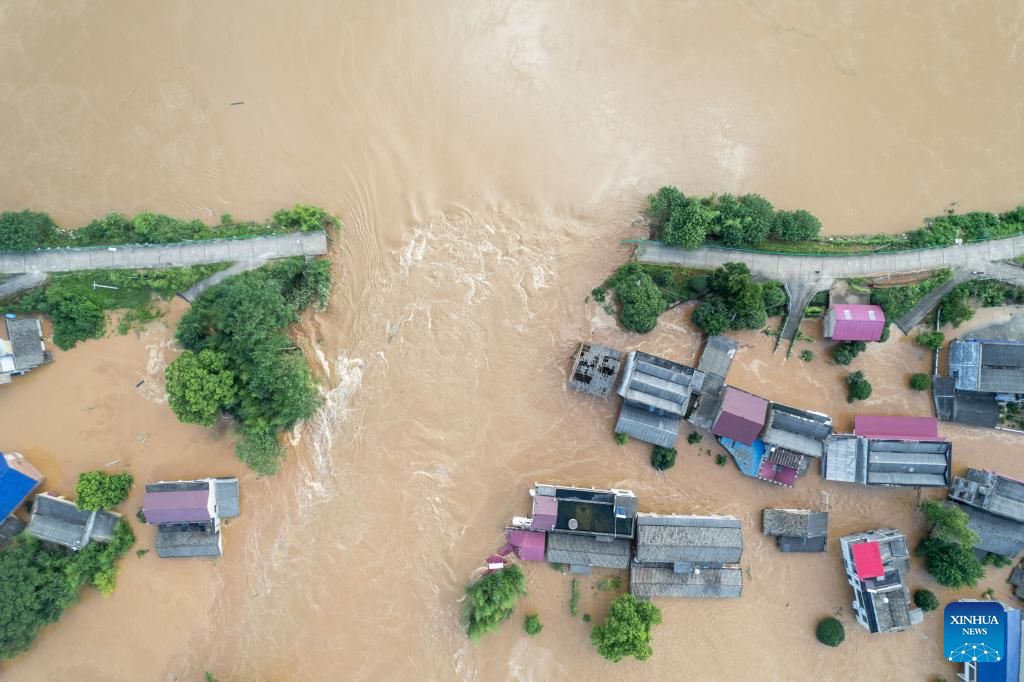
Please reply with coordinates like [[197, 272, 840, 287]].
[[944, 602, 1007, 663]]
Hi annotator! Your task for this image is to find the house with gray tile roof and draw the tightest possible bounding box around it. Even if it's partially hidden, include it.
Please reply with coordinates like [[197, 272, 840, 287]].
[[823, 435, 952, 488], [762, 509, 829, 553], [939, 338, 1024, 429], [948, 469, 1024, 559], [759, 403, 832, 459], [0, 316, 51, 383], [0, 515, 25, 547], [630, 514, 743, 598], [26, 493, 121, 551], [143, 477, 240, 558], [545, 533, 632, 572], [614, 351, 704, 448]]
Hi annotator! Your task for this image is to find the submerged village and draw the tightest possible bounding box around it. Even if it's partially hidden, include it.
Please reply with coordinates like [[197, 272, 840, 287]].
[[463, 189, 1024, 680]]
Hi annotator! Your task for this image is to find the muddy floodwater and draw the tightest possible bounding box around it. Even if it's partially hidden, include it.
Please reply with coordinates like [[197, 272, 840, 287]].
[[3, 2, 1024, 681]]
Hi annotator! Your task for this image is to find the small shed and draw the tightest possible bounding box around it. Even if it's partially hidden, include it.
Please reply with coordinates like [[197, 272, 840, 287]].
[[712, 387, 769, 446], [824, 304, 885, 341], [762, 509, 828, 553]]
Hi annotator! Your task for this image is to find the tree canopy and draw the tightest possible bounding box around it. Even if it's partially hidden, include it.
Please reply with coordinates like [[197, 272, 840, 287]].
[[74, 471, 133, 511], [165, 349, 237, 427], [914, 589, 940, 612], [590, 594, 663, 662], [815, 617, 845, 647], [916, 538, 985, 589], [691, 263, 780, 335], [909, 373, 932, 391], [603, 263, 667, 334], [651, 446, 676, 471], [845, 371, 872, 403], [920, 500, 978, 546], [832, 341, 867, 366], [915, 331, 945, 351], [464, 564, 527, 641]]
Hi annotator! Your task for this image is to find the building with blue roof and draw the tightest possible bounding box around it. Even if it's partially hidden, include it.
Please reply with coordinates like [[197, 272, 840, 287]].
[[0, 452, 44, 520], [957, 599, 1022, 682]]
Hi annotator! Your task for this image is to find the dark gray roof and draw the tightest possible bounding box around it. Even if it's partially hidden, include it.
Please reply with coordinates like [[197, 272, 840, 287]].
[[686, 373, 726, 431], [778, 535, 828, 553], [823, 436, 951, 487], [568, 343, 622, 397], [760, 403, 832, 458], [616, 351, 702, 418], [0, 515, 25, 546], [865, 581, 917, 633], [5, 317, 45, 371], [958, 505, 1024, 558], [155, 525, 222, 558], [762, 509, 828, 539], [629, 562, 742, 598], [933, 377, 956, 421], [614, 404, 681, 448], [949, 469, 1024, 522], [695, 336, 738, 381], [634, 514, 742, 565], [951, 340, 982, 391], [544, 532, 631, 569], [951, 394, 1001, 428], [213, 478, 240, 518], [145, 480, 210, 494], [26, 494, 120, 550], [950, 339, 1024, 394]]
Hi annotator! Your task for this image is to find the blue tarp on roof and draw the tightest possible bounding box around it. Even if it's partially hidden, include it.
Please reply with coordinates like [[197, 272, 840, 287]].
[[0, 454, 38, 519], [719, 437, 766, 478]]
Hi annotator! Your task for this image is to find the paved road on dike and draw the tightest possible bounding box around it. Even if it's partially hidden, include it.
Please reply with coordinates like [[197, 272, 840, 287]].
[[0, 231, 329, 275], [636, 235, 1024, 345]]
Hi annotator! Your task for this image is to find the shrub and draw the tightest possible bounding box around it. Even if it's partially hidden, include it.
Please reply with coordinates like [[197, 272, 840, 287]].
[[915, 331, 946, 351], [910, 373, 932, 391], [614, 432, 629, 446], [879, 323, 891, 342], [800, 350, 814, 362], [715, 454, 728, 467], [523, 614, 543, 636], [981, 552, 1013, 568], [583, 614, 591, 622], [816, 617, 845, 647], [687, 276, 708, 293], [591, 286, 606, 303], [914, 589, 940, 612], [570, 578, 580, 616], [597, 577, 621, 591], [272, 204, 339, 232], [464, 564, 527, 641], [845, 370, 872, 403], [75, 471, 133, 511], [687, 432, 703, 445], [590, 594, 663, 662], [831, 341, 866, 366], [651, 446, 676, 471]]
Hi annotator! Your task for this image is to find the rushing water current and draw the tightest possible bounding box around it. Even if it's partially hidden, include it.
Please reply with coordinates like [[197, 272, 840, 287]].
[[2, 2, 1024, 681]]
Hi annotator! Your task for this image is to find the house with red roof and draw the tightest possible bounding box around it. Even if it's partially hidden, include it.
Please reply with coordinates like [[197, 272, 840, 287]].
[[824, 304, 886, 342], [712, 387, 769, 446], [854, 415, 942, 441], [840, 528, 922, 634]]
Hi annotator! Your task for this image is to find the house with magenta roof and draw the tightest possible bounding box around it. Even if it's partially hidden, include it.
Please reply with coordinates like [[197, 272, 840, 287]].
[[840, 528, 922, 634], [824, 304, 886, 342], [712, 388, 768, 445], [142, 477, 240, 558], [854, 415, 942, 441]]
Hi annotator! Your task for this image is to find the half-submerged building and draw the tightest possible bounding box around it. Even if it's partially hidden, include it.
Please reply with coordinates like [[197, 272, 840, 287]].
[[630, 514, 743, 598], [614, 351, 704, 448], [567, 343, 622, 397], [506, 483, 638, 574], [824, 303, 885, 342], [948, 469, 1024, 560], [823, 417, 952, 488], [142, 478, 240, 558], [762, 509, 829, 553], [0, 316, 51, 384], [26, 493, 121, 551], [840, 528, 923, 634]]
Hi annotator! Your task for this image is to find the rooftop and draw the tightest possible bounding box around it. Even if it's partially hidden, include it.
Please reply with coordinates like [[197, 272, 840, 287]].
[[0, 452, 43, 519], [712, 387, 769, 445], [825, 304, 886, 341], [26, 493, 120, 551], [532, 484, 638, 539], [155, 524, 222, 558], [823, 436, 951, 487], [568, 343, 622, 397], [505, 528, 546, 561], [634, 514, 742, 566], [950, 339, 1024, 394], [695, 335, 738, 381], [854, 415, 941, 441], [0, 515, 25, 547], [762, 509, 828, 541], [760, 402, 832, 458], [630, 562, 743, 598], [4, 317, 46, 372], [614, 351, 703, 447], [948, 469, 1024, 523], [143, 487, 212, 524], [545, 532, 632, 570]]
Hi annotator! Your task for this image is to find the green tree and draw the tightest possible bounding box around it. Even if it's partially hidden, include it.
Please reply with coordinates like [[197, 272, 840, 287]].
[[914, 589, 940, 612], [651, 446, 676, 471], [272, 204, 339, 232], [910, 373, 932, 391], [646, 186, 686, 228], [915, 331, 946, 351], [524, 614, 543, 636], [235, 420, 285, 476], [74, 471, 133, 511], [940, 285, 975, 328], [845, 371, 872, 403], [691, 296, 730, 336], [800, 350, 814, 362], [604, 264, 667, 334], [816, 617, 845, 647], [165, 349, 237, 427], [0, 211, 64, 250], [590, 594, 663, 662], [772, 209, 822, 241], [831, 341, 866, 366], [762, 284, 787, 312], [687, 432, 703, 445], [920, 500, 979, 546], [662, 202, 716, 250], [36, 285, 107, 350], [916, 538, 985, 589], [464, 564, 527, 641]]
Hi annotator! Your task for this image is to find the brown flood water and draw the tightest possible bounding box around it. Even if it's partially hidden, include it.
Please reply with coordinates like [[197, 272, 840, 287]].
[[2, 2, 1024, 680]]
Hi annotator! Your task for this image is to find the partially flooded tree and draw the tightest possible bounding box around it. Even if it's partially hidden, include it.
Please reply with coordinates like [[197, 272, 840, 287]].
[[464, 564, 527, 641], [590, 594, 662, 662]]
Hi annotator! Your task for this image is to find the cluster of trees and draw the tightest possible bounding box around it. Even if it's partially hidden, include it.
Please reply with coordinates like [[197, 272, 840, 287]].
[[0, 521, 135, 659], [74, 471, 133, 511], [915, 331, 945, 351], [10, 265, 225, 350], [869, 269, 952, 321], [166, 258, 333, 474], [831, 341, 866, 366], [0, 204, 338, 251], [941, 278, 1024, 328], [602, 263, 668, 333], [845, 371, 872, 403], [907, 207, 1024, 247], [916, 500, 985, 589], [651, 446, 676, 471], [463, 564, 527, 641], [590, 594, 662, 662], [691, 263, 786, 336], [646, 186, 822, 249]]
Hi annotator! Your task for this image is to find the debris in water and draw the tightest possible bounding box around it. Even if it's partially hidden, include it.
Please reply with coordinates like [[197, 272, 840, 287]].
[[230, 101, 244, 106], [135, 379, 145, 388]]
